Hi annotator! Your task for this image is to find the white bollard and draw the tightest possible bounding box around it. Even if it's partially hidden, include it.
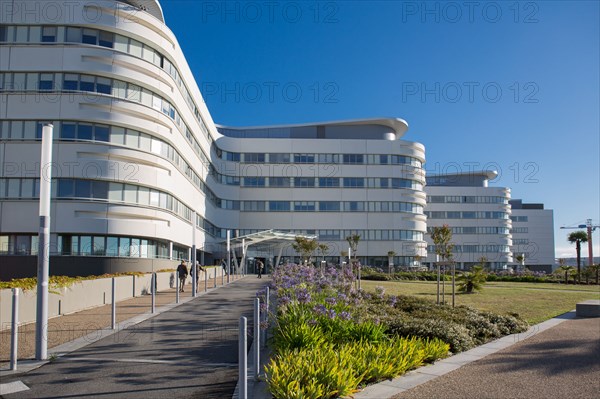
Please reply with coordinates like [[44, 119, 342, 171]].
[[239, 316, 248, 399], [254, 297, 260, 381], [151, 273, 156, 313], [10, 288, 19, 370], [111, 278, 116, 330]]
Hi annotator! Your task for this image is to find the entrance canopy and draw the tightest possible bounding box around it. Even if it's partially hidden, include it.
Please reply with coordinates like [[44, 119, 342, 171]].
[[220, 230, 317, 272]]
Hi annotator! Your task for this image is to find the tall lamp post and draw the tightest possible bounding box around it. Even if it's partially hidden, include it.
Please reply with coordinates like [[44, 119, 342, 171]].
[[36, 123, 53, 360]]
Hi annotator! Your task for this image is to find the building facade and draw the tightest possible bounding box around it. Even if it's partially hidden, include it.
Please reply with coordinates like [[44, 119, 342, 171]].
[[509, 199, 555, 273], [424, 171, 513, 270], [0, 0, 427, 278]]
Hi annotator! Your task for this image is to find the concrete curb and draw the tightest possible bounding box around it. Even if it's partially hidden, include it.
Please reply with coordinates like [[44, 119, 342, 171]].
[[353, 311, 576, 399]]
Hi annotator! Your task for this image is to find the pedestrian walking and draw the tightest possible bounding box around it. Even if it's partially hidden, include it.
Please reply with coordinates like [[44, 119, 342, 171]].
[[257, 260, 264, 279], [177, 260, 188, 292]]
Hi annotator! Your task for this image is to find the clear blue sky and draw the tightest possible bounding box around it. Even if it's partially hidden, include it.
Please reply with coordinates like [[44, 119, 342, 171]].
[[160, 1, 600, 260]]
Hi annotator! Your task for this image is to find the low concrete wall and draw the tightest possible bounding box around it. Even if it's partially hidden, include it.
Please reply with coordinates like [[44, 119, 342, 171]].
[[0, 267, 225, 331]]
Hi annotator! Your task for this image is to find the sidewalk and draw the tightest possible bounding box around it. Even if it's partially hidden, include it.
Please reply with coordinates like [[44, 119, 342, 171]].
[[0, 275, 269, 398], [0, 272, 241, 366]]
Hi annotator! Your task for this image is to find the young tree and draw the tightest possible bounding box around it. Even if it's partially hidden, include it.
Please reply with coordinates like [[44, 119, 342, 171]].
[[346, 234, 361, 264], [291, 236, 319, 265], [318, 243, 329, 263], [557, 264, 576, 284], [430, 225, 454, 263], [568, 231, 588, 283]]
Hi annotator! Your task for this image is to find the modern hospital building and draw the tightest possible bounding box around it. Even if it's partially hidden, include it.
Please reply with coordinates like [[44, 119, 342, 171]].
[[0, 1, 554, 279]]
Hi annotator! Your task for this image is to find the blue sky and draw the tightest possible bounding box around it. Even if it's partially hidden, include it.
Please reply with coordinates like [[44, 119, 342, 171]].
[[160, 1, 599, 259]]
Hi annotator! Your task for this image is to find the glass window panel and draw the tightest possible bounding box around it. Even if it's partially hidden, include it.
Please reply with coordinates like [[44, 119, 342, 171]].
[[124, 184, 137, 203], [106, 237, 119, 256], [75, 180, 91, 197], [7, 180, 20, 197], [142, 45, 155, 62], [150, 138, 162, 154], [114, 34, 128, 52], [125, 130, 139, 147], [139, 133, 151, 151], [26, 73, 38, 90], [39, 73, 54, 90], [141, 88, 152, 107], [58, 179, 74, 197], [93, 236, 105, 255], [20, 179, 34, 197], [82, 28, 98, 45], [15, 26, 28, 42], [110, 126, 125, 144], [149, 190, 159, 206], [94, 125, 109, 142], [12, 73, 26, 91], [108, 182, 123, 201], [22, 121, 36, 139], [0, 26, 8, 42], [99, 31, 114, 47], [80, 75, 95, 92], [112, 80, 126, 98], [119, 237, 130, 257], [138, 187, 150, 205], [63, 73, 79, 90], [80, 236, 92, 255], [0, 180, 5, 198], [66, 27, 82, 43], [10, 121, 23, 139], [129, 39, 143, 57], [41, 26, 57, 42], [78, 124, 93, 140], [96, 77, 111, 94], [61, 122, 76, 139], [126, 83, 141, 102], [91, 181, 108, 199]]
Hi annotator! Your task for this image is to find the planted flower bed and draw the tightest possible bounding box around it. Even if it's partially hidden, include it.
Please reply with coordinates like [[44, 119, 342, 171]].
[[264, 264, 528, 399]]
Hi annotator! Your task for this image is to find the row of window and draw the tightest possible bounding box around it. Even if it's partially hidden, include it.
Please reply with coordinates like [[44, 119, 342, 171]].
[[425, 211, 509, 220], [0, 24, 214, 148], [510, 216, 529, 222], [233, 229, 424, 242], [237, 176, 421, 189], [427, 226, 510, 235], [511, 227, 529, 233], [219, 151, 423, 167], [240, 201, 423, 213], [426, 195, 509, 204], [428, 244, 511, 253], [512, 239, 530, 245], [0, 233, 187, 259]]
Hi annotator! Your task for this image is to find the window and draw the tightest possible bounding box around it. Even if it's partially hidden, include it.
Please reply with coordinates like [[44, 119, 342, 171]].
[[96, 77, 111, 94], [95, 125, 109, 142], [269, 153, 290, 163], [343, 177, 364, 188], [60, 123, 76, 139], [66, 27, 82, 43], [447, 211, 461, 219], [342, 154, 364, 164], [318, 154, 338, 163], [269, 177, 290, 187], [82, 28, 98, 45], [243, 177, 265, 187], [78, 124, 93, 140], [57, 179, 75, 197], [99, 31, 114, 48], [63, 74, 79, 91], [462, 211, 477, 219], [294, 201, 316, 211], [80, 75, 95, 92], [269, 201, 290, 211], [294, 177, 315, 187], [319, 201, 340, 212], [244, 153, 265, 163], [344, 202, 364, 212], [41, 26, 57, 42], [0, 26, 8, 42], [294, 153, 315, 163], [319, 177, 339, 187]]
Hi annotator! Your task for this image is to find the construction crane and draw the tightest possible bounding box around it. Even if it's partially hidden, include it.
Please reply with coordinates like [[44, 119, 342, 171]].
[[561, 219, 599, 267]]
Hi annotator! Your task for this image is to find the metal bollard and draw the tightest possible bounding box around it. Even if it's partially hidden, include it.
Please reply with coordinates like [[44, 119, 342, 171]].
[[10, 288, 19, 370], [254, 297, 260, 381], [111, 278, 116, 330], [204, 270, 207, 292], [151, 273, 156, 314], [261, 287, 270, 347], [239, 316, 247, 399], [214, 270, 217, 288], [176, 273, 180, 304]]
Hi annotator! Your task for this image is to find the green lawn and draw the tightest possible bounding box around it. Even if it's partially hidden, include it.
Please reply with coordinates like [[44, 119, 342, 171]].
[[362, 280, 600, 324]]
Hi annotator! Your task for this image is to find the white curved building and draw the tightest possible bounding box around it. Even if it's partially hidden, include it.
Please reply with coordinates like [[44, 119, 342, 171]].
[[0, 0, 427, 278]]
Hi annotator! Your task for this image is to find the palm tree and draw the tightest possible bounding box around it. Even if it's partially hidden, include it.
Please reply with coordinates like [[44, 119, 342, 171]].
[[457, 265, 487, 294], [568, 231, 588, 283], [557, 264, 576, 284]]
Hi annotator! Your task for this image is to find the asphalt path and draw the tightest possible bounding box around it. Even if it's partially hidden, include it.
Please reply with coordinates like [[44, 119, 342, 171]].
[[2, 277, 270, 399]]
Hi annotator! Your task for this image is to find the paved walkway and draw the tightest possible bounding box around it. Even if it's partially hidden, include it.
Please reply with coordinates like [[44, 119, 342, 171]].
[[0, 275, 269, 399]]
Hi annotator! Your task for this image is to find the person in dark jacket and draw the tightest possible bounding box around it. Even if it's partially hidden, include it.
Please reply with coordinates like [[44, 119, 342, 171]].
[[176, 261, 188, 292]]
